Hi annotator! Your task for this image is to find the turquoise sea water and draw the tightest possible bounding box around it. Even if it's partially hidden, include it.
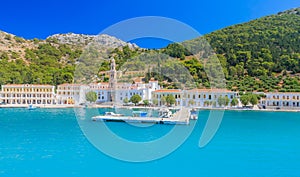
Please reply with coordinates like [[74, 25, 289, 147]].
[[1, 108, 300, 177]]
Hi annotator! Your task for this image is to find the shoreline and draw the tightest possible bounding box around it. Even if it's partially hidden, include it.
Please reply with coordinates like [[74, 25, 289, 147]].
[[1, 104, 300, 113]]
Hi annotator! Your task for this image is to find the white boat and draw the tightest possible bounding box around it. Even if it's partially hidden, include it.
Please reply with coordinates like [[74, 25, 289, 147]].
[[28, 104, 37, 110], [132, 111, 148, 117], [158, 108, 173, 118], [190, 108, 198, 120], [103, 112, 124, 117], [91, 108, 189, 125]]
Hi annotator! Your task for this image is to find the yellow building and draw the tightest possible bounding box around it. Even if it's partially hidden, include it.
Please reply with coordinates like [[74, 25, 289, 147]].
[[56, 84, 89, 105], [0, 84, 55, 105]]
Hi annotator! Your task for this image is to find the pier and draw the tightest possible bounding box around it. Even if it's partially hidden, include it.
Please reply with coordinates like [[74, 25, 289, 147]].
[[92, 108, 190, 125]]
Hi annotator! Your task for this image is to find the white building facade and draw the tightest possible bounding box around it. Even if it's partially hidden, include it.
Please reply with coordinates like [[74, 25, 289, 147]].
[[261, 92, 300, 109], [90, 80, 159, 104], [153, 89, 238, 107], [56, 84, 89, 105], [0, 84, 56, 105], [184, 89, 238, 107]]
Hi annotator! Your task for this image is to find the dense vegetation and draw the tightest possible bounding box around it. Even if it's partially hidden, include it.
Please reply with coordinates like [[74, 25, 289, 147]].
[[0, 42, 81, 86], [203, 8, 300, 92]]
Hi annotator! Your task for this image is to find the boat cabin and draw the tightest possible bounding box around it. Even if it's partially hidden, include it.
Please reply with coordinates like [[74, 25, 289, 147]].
[[132, 111, 148, 117]]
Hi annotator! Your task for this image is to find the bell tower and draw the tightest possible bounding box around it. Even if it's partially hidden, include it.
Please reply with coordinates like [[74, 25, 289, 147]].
[[109, 57, 117, 102]]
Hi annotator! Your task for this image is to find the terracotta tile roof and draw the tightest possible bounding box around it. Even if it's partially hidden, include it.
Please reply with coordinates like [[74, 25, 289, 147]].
[[266, 92, 300, 94], [116, 83, 130, 85], [3, 84, 54, 87], [89, 82, 109, 86], [149, 78, 157, 82], [130, 86, 138, 89], [154, 89, 182, 93], [58, 83, 86, 86], [188, 89, 234, 93], [133, 77, 143, 83]]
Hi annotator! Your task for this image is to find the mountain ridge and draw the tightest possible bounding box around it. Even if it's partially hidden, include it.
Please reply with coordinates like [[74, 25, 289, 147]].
[[47, 33, 138, 48]]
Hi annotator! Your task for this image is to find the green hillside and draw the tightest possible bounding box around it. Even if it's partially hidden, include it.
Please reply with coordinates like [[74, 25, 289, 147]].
[[203, 7, 300, 92], [0, 39, 80, 86]]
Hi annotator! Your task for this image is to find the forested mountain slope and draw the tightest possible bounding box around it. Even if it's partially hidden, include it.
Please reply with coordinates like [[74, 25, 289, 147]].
[[184, 7, 300, 92]]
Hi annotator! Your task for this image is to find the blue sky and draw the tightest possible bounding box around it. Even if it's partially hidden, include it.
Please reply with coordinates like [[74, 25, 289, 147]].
[[1, 0, 300, 48]]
